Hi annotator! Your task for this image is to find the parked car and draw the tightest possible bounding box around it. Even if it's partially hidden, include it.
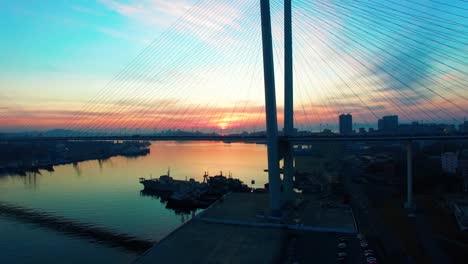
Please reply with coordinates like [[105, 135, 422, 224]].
[[337, 256, 346, 263], [357, 233, 364, 240], [337, 242, 348, 249], [338, 237, 348, 242]]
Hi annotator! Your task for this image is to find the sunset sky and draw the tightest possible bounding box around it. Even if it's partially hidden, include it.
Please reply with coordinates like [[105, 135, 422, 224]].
[[0, 0, 466, 133]]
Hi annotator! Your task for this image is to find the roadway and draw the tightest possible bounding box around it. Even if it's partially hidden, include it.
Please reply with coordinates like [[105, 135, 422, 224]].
[[343, 157, 450, 263], [342, 159, 411, 263]]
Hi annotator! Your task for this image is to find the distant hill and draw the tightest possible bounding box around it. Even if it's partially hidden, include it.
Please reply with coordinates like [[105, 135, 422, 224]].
[[1, 129, 77, 138], [41, 129, 76, 137]]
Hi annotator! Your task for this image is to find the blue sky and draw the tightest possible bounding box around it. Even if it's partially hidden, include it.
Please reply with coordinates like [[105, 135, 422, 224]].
[[0, 0, 164, 98], [0, 0, 466, 132]]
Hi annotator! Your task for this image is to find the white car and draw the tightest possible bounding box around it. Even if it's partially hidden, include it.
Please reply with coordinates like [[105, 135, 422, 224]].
[[337, 242, 348, 249], [338, 251, 348, 257], [360, 241, 368, 248]]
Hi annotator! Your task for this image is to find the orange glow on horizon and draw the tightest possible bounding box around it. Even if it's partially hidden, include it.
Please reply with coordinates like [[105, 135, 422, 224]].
[[1, 98, 467, 132]]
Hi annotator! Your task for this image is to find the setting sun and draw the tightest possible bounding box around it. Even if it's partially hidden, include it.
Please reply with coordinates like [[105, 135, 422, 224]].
[[218, 122, 228, 130]]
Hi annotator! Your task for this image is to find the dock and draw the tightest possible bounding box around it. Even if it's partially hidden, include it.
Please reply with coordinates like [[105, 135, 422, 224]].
[[134, 192, 362, 263]]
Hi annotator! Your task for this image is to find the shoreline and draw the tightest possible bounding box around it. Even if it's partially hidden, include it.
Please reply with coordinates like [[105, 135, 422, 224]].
[[0, 140, 151, 176]]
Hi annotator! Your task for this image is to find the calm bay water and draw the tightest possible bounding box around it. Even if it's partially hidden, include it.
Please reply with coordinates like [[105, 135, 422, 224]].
[[0, 141, 267, 263]]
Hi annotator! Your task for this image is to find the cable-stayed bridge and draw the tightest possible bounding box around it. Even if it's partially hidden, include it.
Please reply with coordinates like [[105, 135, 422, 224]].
[[1, 0, 467, 213]]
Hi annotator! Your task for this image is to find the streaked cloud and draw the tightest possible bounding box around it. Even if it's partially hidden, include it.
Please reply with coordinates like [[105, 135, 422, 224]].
[[98, 0, 196, 27]]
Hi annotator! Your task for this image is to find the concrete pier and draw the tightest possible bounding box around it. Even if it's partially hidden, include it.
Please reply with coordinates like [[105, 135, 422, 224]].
[[134, 193, 360, 264]]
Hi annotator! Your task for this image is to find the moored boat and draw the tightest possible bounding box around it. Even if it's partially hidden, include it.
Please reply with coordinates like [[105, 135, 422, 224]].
[[140, 170, 251, 210], [139, 169, 185, 193]]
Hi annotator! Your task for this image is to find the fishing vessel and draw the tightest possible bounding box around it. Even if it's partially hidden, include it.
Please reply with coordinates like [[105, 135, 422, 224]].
[[139, 169, 186, 193]]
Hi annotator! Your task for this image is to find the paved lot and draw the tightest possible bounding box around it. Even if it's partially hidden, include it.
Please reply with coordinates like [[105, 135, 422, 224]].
[[202, 193, 356, 232], [135, 193, 361, 264], [135, 220, 286, 264]]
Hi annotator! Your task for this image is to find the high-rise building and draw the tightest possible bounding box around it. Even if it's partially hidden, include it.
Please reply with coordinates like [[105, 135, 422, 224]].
[[339, 114, 353, 135], [441, 152, 458, 174], [378, 119, 383, 131], [377, 115, 399, 134], [460, 121, 468, 133], [459, 150, 468, 192]]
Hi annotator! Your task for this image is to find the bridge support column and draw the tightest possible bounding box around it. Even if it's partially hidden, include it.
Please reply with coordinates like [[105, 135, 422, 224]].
[[405, 141, 415, 210], [260, 0, 281, 215], [283, 0, 294, 203], [283, 144, 294, 202]]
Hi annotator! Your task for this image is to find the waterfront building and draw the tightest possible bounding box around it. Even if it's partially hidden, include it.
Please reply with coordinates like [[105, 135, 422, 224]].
[[378, 115, 399, 134]]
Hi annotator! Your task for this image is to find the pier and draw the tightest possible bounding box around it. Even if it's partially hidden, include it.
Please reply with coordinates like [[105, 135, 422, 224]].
[[134, 192, 361, 263]]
